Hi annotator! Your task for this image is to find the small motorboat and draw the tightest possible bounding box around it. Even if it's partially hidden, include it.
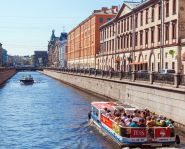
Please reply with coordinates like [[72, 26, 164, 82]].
[[20, 75, 34, 84]]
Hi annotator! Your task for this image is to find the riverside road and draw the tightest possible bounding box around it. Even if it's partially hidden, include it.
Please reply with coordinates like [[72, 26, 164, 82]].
[[0, 71, 184, 149]]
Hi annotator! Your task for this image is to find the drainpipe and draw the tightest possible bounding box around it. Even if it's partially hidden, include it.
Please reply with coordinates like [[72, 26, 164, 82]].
[[160, 0, 164, 70], [132, 11, 136, 72]]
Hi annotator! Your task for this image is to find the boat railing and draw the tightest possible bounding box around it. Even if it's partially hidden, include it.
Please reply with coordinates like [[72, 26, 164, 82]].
[[100, 114, 175, 139]]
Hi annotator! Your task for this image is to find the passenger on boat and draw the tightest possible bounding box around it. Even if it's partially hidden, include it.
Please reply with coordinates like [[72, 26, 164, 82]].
[[146, 117, 156, 127], [124, 115, 131, 126], [138, 118, 146, 127], [129, 119, 139, 127]]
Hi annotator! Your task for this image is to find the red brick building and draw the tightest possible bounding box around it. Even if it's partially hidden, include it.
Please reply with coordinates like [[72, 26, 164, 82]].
[[67, 6, 118, 68]]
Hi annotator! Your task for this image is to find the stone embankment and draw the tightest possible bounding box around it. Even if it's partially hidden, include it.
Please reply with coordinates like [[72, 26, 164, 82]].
[[41, 69, 185, 130], [0, 68, 16, 85]]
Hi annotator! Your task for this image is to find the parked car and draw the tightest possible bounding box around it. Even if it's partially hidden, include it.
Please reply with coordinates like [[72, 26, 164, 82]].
[[137, 70, 149, 74], [136, 70, 149, 79], [159, 69, 175, 75]]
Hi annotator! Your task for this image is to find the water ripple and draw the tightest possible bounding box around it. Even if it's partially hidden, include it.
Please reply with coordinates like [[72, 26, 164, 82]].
[[0, 71, 119, 149]]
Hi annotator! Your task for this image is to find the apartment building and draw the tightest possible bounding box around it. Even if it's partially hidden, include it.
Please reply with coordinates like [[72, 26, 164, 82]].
[[97, 0, 185, 74], [67, 6, 118, 68]]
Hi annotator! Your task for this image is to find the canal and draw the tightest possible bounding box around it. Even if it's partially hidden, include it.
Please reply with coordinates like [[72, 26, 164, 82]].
[[0, 71, 184, 149], [0, 71, 119, 149]]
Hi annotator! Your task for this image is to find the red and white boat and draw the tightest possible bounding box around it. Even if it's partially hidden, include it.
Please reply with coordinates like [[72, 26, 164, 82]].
[[90, 101, 178, 147]]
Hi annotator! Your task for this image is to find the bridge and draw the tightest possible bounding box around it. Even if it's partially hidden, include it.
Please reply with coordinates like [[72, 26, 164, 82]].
[[15, 66, 43, 71]]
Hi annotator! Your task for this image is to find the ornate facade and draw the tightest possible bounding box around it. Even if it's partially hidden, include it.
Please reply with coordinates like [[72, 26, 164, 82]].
[[48, 31, 67, 68], [97, 0, 185, 74]]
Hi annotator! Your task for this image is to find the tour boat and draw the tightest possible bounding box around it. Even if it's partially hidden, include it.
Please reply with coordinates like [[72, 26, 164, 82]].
[[90, 102, 178, 147], [20, 75, 34, 84]]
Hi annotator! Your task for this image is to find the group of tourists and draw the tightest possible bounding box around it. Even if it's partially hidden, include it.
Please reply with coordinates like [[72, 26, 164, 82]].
[[103, 107, 174, 128]]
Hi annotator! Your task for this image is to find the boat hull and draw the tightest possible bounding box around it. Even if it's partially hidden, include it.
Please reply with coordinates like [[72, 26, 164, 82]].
[[91, 116, 175, 147], [20, 80, 34, 84]]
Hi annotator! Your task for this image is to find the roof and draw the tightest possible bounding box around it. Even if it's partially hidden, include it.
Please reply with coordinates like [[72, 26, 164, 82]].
[[124, 2, 140, 9], [100, 0, 156, 29], [91, 102, 117, 110], [68, 6, 118, 34]]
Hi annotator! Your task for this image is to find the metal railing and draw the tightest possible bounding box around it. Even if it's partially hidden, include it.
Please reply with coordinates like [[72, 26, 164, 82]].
[[180, 75, 185, 86], [45, 67, 185, 88], [153, 73, 174, 85], [135, 72, 150, 81]]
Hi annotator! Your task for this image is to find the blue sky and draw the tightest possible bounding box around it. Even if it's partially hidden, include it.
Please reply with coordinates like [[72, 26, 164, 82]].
[[0, 0, 139, 56]]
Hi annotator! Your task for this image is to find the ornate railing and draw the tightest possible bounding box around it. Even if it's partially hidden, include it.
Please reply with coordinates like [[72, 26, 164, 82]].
[[153, 73, 174, 85], [45, 67, 185, 88], [135, 72, 150, 81]]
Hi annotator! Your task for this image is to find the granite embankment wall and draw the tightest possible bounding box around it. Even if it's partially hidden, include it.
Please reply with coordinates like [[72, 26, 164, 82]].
[[0, 69, 16, 85], [42, 69, 185, 126]]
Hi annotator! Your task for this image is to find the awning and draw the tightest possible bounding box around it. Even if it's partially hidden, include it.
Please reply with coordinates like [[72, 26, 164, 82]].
[[129, 62, 148, 65]]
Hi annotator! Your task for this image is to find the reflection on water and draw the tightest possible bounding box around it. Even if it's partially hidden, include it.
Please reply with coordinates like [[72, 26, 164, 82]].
[[1, 71, 184, 149], [0, 71, 119, 149]]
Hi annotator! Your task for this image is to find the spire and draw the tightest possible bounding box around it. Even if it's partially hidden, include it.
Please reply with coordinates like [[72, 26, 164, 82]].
[[0, 43, 2, 49], [50, 30, 56, 41]]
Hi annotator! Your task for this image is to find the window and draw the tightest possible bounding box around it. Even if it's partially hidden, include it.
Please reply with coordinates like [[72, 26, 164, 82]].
[[145, 30, 148, 45], [121, 20, 123, 33], [135, 14, 138, 28], [121, 37, 123, 49], [110, 40, 111, 51], [118, 21, 120, 34], [140, 31, 143, 46], [99, 18, 103, 23], [158, 53, 160, 59], [166, 0, 169, 17], [135, 33, 138, 46], [140, 11, 143, 26], [152, 6, 155, 22], [118, 38, 120, 49], [130, 16, 133, 30], [145, 55, 147, 60], [172, 21, 177, 39], [165, 62, 168, 69], [158, 4, 161, 20], [112, 39, 114, 51], [172, 62, 175, 69], [107, 18, 111, 22], [173, 0, 176, 14], [124, 19, 126, 32], [146, 9, 148, 24], [158, 26, 161, 42], [130, 34, 132, 47], [165, 23, 169, 41], [109, 26, 112, 37], [123, 36, 126, 48], [165, 52, 168, 58], [151, 27, 155, 43], [127, 35, 129, 48], [158, 62, 160, 71], [127, 18, 129, 31]]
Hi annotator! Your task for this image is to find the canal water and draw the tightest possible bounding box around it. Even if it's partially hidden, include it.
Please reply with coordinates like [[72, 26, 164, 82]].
[[0, 71, 184, 149], [0, 71, 119, 149]]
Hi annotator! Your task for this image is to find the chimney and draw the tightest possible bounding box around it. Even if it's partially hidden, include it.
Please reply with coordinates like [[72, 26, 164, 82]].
[[102, 7, 108, 13], [111, 6, 118, 14], [94, 10, 101, 13]]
